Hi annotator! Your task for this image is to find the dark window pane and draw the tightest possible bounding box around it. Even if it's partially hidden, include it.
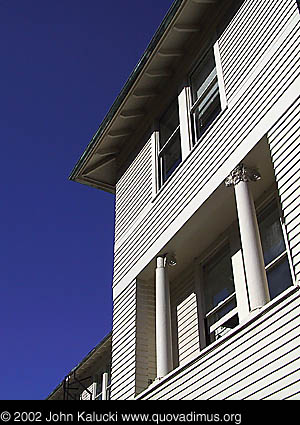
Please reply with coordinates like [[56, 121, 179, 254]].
[[190, 49, 221, 142], [161, 130, 181, 183], [267, 257, 293, 300], [192, 88, 221, 139], [159, 99, 179, 150], [191, 50, 216, 104], [206, 298, 237, 330], [258, 201, 286, 265], [206, 312, 238, 342], [204, 246, 235, 314]]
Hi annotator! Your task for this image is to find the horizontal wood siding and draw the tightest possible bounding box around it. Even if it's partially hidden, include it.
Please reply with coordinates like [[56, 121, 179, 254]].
[[138, 288, 300, 400], [80, 383, 95, 400], [110, 280, 137, 400], [115, 138, 152, 243], [268, 96, 300, 282], [113, 1, 300, 289], [219, 0, 297, 101], [136, 280, 156, 395], [111, 279, 156, 399], [171, 268, 200, 367]]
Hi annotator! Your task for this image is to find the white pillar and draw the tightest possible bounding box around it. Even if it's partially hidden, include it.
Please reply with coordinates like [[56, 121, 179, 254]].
[[225, 164, 270, 311], [101, 372, 108, 400], [155, 256, 173, 379]]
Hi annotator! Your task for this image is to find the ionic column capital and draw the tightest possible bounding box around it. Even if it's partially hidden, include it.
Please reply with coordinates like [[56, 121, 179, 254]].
[[225, 163, 261, 187]]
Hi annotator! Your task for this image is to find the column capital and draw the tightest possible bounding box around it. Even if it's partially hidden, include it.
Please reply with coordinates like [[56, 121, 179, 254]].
[[225, 163, 261, 187]]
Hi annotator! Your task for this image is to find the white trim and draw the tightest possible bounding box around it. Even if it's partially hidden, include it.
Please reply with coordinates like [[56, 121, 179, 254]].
[[178, 86, 192, 160], [209, 306, 238, 334], [213, 40, 227, 111], [193, 261, 207, 350], [151, 129, 159, 198]]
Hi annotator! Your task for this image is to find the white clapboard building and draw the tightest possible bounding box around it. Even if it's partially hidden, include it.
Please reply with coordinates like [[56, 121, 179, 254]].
[[69, 0, 300, 400]]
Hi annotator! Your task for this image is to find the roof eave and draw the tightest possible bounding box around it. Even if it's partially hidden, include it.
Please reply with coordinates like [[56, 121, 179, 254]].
[[69, 0, 185, 185]]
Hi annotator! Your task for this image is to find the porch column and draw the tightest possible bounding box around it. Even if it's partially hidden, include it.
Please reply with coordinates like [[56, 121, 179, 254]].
[[155, 255, 173, 379], [101, 372, 108, 400], [225, 164, 270, 311]]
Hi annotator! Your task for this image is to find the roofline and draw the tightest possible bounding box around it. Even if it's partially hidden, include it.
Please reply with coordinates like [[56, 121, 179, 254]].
[[69, 0, 185, 183], [46, 331, 112, 400]]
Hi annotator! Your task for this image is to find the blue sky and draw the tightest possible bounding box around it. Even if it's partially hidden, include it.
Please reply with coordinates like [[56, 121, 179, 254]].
[[0, 0, 173, 400]]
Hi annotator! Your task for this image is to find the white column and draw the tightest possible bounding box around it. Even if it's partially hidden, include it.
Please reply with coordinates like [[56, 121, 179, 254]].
[[155, 256, 173, 379], [225, 164, 270, 311], [101, 372, 108, 400]]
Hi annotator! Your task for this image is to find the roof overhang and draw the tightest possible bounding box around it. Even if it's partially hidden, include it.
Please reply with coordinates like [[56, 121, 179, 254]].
[[69, 0, 219, 193], [47, 332, 112, 400]]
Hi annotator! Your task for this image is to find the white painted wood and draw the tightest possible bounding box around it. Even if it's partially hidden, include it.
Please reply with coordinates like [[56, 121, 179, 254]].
[[80, 382, 96, 400], [114, 68, 300, 297], [229, 226, 250, 321], [156, 257, 173, 378], [233, 178, 270, 310], [151, 130, 159, 198], [136, 279, 156, 394], [137, 289, 300, 400], [213, 40, 227, 110], [115, 137, 152, 242], [178, 86, 192, 160], [268, 96, 300, 283], [110, 280, 137, 400], [110, 0, 300, 402], [170, 266, 201, 367]]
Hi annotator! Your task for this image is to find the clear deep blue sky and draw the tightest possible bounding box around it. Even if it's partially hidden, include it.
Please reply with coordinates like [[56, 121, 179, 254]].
[[0, 0, 173, 400]]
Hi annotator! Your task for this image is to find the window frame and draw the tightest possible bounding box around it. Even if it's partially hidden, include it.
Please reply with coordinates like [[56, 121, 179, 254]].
[[156, 97, 182, 190], [195, 230, 241, 348], [153, 41, 227, 194], [256, 193, 295, 299], [188, 43, 226, 146]]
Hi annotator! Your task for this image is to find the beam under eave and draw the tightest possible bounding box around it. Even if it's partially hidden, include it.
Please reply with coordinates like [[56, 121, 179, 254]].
[[173, 24, 200, 32], [192, 0, 216, 3], [107, 129, 132, 138], [82, 155, 116, 176], [120, 109, 145, 119], [158, 49, 184, 57], [145, 69, 171, 78], [133, 89, 158, 98]]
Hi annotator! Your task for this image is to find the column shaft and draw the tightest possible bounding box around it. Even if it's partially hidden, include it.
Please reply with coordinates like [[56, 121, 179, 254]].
[[155, 256, 173, 379], [234, 180, 270, 310]]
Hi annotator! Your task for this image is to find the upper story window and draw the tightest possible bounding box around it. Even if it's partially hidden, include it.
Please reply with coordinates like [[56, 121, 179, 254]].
[[158, 98, 182, 188], [258, 199, 293, 300], [154, 44, 225, 191], [190, 48, 221, 143]]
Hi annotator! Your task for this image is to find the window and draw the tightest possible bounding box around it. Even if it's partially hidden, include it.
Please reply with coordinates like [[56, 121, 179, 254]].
[[190, 48, 221, 143], [158, 98, 182, 187], [203, 244, 238, 344], [258, 199, 293, 300]]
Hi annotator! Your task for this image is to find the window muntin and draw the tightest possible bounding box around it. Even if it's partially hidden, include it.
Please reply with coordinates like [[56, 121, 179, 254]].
[[203, 244, 238, 344], [190, 49, 221, 142], [258, 200, 293, 300], [158, 98, 182, 187]]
